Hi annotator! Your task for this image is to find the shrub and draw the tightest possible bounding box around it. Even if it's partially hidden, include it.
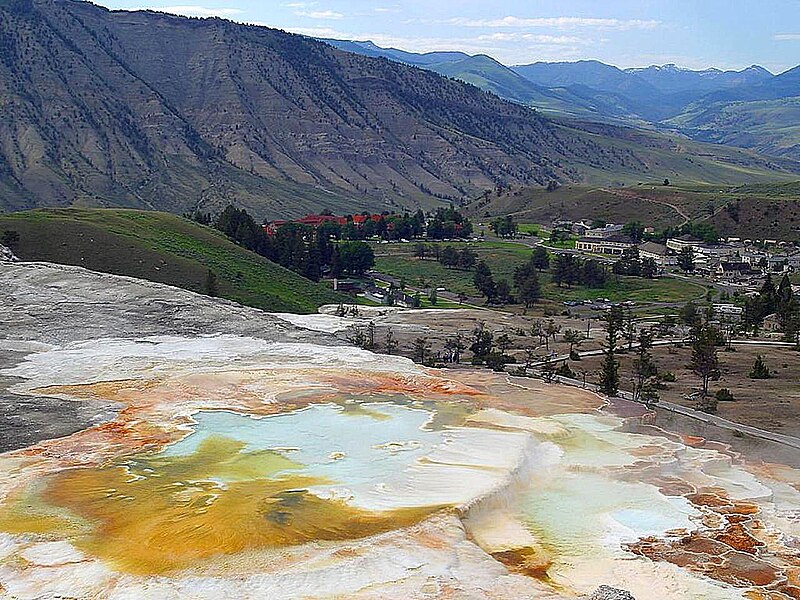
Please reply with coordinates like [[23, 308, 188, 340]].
[[556, 363, 575, 378], [715, 388, 735, 402], [749, 355, 771, 379]]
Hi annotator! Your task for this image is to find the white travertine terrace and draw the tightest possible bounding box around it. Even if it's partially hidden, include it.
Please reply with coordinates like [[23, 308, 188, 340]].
[[0, 263, 798, 599]]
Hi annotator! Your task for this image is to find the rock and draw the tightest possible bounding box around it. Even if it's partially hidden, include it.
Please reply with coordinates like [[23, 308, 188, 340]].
[[0, 245, 17, 262], [588, 586, 636, 600]]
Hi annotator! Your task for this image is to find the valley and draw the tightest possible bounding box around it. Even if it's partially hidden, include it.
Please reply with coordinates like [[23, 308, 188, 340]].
[[1, 2, 800, 599]]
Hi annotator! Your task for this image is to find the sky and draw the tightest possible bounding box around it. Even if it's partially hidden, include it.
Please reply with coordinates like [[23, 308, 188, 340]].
[[99, 1, 800, 73]]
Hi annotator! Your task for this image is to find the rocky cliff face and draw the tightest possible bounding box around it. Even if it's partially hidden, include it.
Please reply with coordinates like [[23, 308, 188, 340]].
[[0, 0, 579, 216], [2, 1, 797, 218]]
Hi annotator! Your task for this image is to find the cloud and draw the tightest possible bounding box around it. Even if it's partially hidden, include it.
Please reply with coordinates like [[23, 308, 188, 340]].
[[477, 32, 588, 45], [774, 33, 800, 41], [295, 9, 344, 19], [374, 6, 400, 13], [287, 26, 345, 37], [132, 5, 244, 18], [452, 16, 660, 31], [278, 26, 593, 65]]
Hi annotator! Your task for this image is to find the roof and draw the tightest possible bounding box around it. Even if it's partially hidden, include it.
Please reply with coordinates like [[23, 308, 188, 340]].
[[719, 262, 759, 273], [579, 235, 636, 245], [638, 241, 667, 256]]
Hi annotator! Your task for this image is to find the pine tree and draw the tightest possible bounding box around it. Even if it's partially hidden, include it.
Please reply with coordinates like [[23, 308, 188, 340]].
[[749, 355, 771, 379], [204, 269, 218, 297], [411, 337, 432, 365], [689, 322, 721, 397], [473, 261, 497, 303], [384, 328, 398, 355], [598, 307, 623, 396], [677, 247, 695, 272], [632, 330, 660, 406]]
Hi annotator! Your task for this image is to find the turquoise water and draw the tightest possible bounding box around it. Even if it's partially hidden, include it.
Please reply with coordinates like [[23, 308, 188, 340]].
[[165, 403, 446, 488]]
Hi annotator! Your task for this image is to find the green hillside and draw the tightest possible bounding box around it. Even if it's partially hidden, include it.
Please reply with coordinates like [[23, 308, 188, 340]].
[[667, 98, 800, 161], [0, 209, 347, 313], [466, 181, 800, 241]]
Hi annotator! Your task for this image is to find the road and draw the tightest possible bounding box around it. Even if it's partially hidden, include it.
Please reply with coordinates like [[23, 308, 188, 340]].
[[514, 338, 800, 451]]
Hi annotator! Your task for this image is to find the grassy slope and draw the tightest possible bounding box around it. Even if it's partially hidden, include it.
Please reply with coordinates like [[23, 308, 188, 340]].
[[555, 122, 800, 187], [0, 209, 346, 313], [667, 98, 800, 161], [467, 182, 800, 241], [373, 241, 703, 304]]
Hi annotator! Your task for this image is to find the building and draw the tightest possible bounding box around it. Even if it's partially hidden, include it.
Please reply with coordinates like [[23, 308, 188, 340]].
[[363, 286, 389, 305], [332, 279, 361, 293], [696, 244, 737, 260], [666, 234, 704, 253], [715, 261, 761, 282], [394, 292, 418, 308], [585, 224, 625, 239], [575, 235, 636, 255], [713, 303, 744, 320], [352, 214, 384, 226], [637, 241, 674, 268], [263, 214, 348, 235]]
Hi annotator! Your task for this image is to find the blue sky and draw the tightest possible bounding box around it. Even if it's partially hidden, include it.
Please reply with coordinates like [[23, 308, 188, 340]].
[[102, 1, 799, 73]]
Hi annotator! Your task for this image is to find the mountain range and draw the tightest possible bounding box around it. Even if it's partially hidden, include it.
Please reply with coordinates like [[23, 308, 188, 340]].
[[0, 0, 798, 219], [323, 40, 800, 162]]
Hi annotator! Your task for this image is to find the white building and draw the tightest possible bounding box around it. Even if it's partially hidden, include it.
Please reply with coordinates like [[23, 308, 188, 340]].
[[638, 241, 674, 268], [585, 224, 625, 239], [576, 235, 636, 255]]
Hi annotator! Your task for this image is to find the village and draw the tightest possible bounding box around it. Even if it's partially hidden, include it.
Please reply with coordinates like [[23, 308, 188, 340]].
[[262, 211, 800, 310]]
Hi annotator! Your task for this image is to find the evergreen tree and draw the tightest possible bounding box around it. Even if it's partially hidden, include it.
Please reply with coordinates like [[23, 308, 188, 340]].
[[204, 269, 218, 297], [1, 230, 20, 249], [581, 259, 608, 288], [411, 337, 432, 365], [562, 329, 585, 357], [495, 279, 513, 304], [384, 328, 398, 355], [516, 272, 542, 308], [444, 333, 466, 363], [631, 330, 660, 406], [457, 248, 477, 270], [598, 306, 623, 396], [473, 261, 497, 303], [531, 246, 550, 271], [749, 355, 771, 379], [677, 246, 695, 272], [469, 322, 494, 364], [640, 257, 658, 279], [612, 246, 642, 276], [689, 322, 721, 397], [552, 254, 579, 287]]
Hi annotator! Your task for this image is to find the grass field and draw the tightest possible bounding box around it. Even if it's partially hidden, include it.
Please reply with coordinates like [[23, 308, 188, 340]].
[[0, 209, 346, 313], [372, 241, 705, 305]]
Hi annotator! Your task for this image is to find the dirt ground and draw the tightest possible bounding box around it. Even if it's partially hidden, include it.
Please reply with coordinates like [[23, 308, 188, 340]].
[[356, 308, 605, 361], [334, 306, 800, 436], [579, 345, 800, 435]]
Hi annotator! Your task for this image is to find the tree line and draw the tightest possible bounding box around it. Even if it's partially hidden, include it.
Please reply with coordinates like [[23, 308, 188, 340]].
[[199, 206, 375, 281]]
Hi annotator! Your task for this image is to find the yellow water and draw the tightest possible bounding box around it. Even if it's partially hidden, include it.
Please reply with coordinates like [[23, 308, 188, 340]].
[[0, 435, 437, 575]]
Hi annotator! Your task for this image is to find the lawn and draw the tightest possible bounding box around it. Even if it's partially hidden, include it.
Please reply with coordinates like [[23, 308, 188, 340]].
[[372, 241, 706, 306], [373, 241, 531, 296], [517, 223, 542, 236], [542, 275, 707, 304]]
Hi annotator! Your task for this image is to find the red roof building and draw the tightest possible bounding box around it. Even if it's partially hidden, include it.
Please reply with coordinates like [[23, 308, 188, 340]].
[[263, 215, 348, 235]]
